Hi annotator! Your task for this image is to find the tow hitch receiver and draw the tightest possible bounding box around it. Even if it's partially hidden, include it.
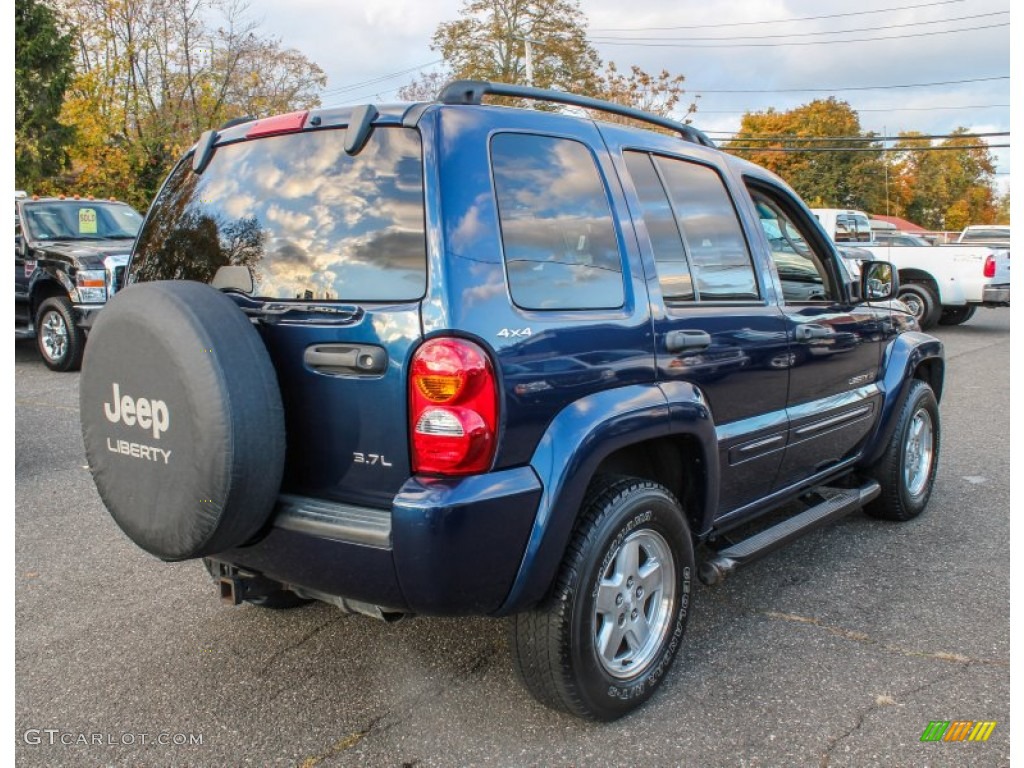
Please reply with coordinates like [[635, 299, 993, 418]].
[[205, 559, 284, 605]]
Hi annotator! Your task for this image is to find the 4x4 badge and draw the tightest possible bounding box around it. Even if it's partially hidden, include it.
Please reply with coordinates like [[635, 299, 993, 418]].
[[497, 327, 532, 338]]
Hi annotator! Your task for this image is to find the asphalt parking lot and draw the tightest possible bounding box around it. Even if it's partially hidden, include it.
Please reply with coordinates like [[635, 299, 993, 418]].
[[15, 308, 1010, 767]]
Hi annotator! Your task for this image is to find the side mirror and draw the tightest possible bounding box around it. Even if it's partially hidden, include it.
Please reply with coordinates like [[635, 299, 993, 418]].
[[860, 260, 898, 301]]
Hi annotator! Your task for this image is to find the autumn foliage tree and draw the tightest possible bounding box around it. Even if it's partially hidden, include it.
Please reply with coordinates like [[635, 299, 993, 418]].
[[50, 0, 326, 208], [725, 98, 886, 212], [890, 130, 999, 230], [431, 0, 602, 95], [407, 0, 694, 120]]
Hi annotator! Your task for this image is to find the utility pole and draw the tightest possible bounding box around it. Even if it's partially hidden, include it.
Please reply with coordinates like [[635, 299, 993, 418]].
[[516, 36, 540, 88]]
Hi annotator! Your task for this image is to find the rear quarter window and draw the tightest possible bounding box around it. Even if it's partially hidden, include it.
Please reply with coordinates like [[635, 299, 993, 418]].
[[491, 132, 625, 310]]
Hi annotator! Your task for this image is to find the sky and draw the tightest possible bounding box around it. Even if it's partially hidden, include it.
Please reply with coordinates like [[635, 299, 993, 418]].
[[238, 0, 1013, 198]]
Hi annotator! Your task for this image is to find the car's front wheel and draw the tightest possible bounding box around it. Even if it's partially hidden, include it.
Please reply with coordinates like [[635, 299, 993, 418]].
[[897, 283, 941, 329], [865, 380, 940, 521], [509, 477, 694, 720], [35, 296, 85, 372]]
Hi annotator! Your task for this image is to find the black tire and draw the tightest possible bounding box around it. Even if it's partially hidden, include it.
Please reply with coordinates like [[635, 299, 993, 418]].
[[80, 281, 286, 561], [509, 477, 694, 720], [897, 282, 941, 330], [938, 306, 976, 326], [35, 296, 86, 372], [865, 380, 940, 521]]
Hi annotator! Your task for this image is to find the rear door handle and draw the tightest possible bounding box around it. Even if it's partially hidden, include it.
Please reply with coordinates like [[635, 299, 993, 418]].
[[665, 329, 712, 353]]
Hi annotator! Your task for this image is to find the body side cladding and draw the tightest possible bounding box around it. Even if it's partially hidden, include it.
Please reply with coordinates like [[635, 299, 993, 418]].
[[391, 466, 542, 615], [496, 382, 716, 616], [857, 331, 944, 468]]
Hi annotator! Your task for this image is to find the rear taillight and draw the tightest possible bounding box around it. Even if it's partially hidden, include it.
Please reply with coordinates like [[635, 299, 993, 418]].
[[984, 255, 996, 278], [410, 338, 498, 475]]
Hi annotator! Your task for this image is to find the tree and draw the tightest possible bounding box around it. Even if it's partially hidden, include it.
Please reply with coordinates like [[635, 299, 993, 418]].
[[52, 0, 326, 207], [596, 62, 697, 125], [724, 98, 886, 212], [994, 190, 1010, 225], [891, 129, 998, 230], [431, 0, 602, 95], [15, 0, 76, 191], [408, 0, 696, 128], [397, 69, 453, 102]]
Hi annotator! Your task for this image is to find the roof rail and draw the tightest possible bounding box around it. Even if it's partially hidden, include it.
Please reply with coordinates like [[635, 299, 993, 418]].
[[437, 79, 715, 149]]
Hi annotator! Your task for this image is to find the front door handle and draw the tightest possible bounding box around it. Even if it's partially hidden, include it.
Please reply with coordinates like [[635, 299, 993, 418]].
[[795, 324, 832, 341], [665, 329, 712, 353]]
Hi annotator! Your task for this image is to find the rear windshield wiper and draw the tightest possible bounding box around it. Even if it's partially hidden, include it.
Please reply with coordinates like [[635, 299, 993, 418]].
[[227, 295, 365, 326]]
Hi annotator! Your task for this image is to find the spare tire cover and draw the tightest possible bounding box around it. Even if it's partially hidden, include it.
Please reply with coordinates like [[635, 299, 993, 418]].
[[80, 281, 285, 561]]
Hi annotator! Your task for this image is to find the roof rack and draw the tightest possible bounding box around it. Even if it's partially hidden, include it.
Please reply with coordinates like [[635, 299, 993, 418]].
[[437, 79, 716, 149]]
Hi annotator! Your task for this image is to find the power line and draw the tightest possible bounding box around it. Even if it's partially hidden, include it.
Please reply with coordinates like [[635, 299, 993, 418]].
[[724, 144, 1009, 153], [687, 75, 1008, 94], [594, 22, 1007, 48], [588, 0, 966, 31], [696, 104, 1009, 114], [706, 132, 1009, 142], [590, 11, 1005, 43], [318, 59, 444, 99]]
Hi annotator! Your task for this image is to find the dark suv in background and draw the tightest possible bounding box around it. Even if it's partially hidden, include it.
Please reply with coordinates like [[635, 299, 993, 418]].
[[16, 195, 143, 370], [79, 82, 943, 720]]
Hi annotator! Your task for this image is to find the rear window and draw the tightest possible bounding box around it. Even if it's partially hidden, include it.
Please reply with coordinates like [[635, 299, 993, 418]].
[[130, 126, 426, 302], [961, 228, 1010, 242]]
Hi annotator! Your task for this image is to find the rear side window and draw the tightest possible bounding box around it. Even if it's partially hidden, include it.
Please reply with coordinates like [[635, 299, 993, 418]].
[[131, 126, 426, 302], [491, 133, 624, 310], [654, 156, 759, 301], [623, 152, 694, 302], [623, 151, 759, 302]]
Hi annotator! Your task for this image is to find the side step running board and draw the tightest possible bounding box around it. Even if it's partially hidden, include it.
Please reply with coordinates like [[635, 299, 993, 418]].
[[699, 480, 880, 586]]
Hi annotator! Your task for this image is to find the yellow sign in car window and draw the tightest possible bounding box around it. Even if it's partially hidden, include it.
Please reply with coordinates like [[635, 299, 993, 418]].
[[79, 208, 98, 234]]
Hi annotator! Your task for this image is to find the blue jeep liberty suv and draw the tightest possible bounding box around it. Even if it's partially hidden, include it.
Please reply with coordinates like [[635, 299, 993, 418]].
[[79, 81, 943, 720]]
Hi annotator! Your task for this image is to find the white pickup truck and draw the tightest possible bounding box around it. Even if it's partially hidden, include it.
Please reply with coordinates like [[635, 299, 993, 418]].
[[812, 209, 1010, 329]]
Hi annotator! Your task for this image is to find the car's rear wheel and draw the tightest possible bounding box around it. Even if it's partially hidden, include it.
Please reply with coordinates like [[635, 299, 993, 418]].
[[938, 306, 976, 326], [509, 477, 694, 720], [35, 296, 85, 372]]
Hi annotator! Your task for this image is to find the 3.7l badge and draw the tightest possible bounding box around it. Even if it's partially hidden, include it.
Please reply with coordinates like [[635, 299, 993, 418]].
[[353, 452, 392, 467]]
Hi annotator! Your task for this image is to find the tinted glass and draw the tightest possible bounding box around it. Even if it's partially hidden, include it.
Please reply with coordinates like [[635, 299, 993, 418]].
[[654, 157, 759, 300], [961, 228, 1010, 242], [131, 127, 426, 301], [834, 212, 871, 242], [491, 133, 624, 310], [22, 201, 142, 240], [623, 152, 694, 301], [752, 192, 836, 303]]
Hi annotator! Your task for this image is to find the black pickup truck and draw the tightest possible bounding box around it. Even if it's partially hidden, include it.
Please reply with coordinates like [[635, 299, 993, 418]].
[[15, 196, 143, 370]]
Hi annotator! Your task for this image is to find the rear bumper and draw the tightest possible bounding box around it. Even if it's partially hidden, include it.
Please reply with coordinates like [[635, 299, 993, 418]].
[[215, 465, 543, 615], [982, 284, 1010, 307]]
